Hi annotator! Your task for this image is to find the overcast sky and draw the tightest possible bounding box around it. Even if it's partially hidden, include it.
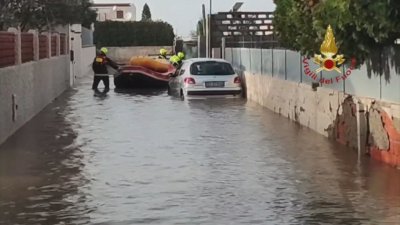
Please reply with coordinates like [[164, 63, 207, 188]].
[[94, 0, 276, 37]]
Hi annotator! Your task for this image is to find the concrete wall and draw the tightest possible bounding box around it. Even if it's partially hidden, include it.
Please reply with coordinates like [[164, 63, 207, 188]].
[[105, 46, 173, 63], [81, 46, 96, 78], [69, 24, 82, 86], [212, 48, 222, 58], [0, 56, 70, 144], [198, 36, 206, 58], [244, 73, 400, 167], [227, 47, 400, 167]]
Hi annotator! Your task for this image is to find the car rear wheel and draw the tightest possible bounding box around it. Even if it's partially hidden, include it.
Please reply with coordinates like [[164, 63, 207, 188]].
[[167, 86, 171, 95], [180, 89, 184, 100]]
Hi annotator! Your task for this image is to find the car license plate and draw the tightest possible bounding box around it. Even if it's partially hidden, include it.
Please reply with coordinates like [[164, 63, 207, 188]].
[[205, 81, 225, 88]]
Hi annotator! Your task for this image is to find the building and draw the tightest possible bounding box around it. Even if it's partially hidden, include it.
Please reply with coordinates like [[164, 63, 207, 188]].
[[91, 3, 136, 22]]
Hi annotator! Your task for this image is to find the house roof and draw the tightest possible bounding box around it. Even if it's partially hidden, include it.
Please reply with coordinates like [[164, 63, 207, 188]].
[[92, 3, 131, 7]]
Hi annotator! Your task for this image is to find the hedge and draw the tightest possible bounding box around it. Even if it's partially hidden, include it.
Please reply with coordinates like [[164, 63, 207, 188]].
[[94, 21, 175, 47]]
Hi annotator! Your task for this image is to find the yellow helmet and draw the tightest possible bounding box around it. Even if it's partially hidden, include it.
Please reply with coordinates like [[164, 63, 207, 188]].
[[100, 47, 108, 54], [177, 52, 185, 59], [170, 55, 180, 63], [160, 48, 167, 56]]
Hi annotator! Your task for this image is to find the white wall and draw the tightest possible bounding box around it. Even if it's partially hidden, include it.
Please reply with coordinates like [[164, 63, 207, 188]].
[[81, 46, 96, 78], [69, 24, 82, 86], [94, 5, 136, 21], [0, 56, 70, 144]]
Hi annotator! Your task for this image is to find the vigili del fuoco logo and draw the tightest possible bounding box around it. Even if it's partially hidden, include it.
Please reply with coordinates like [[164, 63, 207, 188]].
[[302, 25, 356, 84]]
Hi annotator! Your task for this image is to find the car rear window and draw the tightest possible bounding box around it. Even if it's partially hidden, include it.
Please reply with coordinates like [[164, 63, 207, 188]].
[[190, 61, 235, 75]]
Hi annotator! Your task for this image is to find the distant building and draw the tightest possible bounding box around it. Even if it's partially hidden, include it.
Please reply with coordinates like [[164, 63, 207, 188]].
[[91, 3, 136, 22]]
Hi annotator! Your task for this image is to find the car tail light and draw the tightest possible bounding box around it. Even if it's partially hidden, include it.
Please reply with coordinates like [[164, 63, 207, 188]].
[[184, 77, 196, 84], [234, 76, 241, 84]]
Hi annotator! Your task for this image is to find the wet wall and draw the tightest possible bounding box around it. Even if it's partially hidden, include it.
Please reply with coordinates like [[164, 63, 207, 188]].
[[226, 48, 400, 167], [0, 56, 70, 144]]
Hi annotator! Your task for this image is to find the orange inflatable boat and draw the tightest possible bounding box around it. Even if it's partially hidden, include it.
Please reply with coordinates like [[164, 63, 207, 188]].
[[114, 57, 176, 89], [129, 57, 170, 73]]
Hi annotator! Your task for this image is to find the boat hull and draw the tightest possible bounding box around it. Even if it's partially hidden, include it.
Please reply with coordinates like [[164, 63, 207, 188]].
[[114, 65, 175, 89], [114, 72, 168, 88]]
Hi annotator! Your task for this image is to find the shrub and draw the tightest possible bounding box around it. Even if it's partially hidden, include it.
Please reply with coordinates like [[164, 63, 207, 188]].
[[273, 0, 400, 79], [94, 21, 175, 47]]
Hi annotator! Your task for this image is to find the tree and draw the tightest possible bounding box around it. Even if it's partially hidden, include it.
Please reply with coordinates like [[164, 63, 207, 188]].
[[196, 18, 205, 36], [0, 0, 14, 30], [273, 0, 400, 80], [0, 0, 97, 31], [80, 0, 98, 29], [141, 3, 152, 22]]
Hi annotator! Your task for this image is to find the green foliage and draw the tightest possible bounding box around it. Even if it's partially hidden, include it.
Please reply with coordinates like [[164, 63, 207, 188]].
[[141, 3, 152, 22], [0, 0, 13, 29], [80, 1, 98, 29], [273, 0, 400, 80], [0, 0, 97, 31], [94, 21, 175, 47]]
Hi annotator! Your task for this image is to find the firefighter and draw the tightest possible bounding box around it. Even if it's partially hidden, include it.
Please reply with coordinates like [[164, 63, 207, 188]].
[[169, 55, 181, 67], [92, 47, 119, 91], [169, 52, 185, 68], [159, 48, 168, 59], [177, 52, 185, 62]]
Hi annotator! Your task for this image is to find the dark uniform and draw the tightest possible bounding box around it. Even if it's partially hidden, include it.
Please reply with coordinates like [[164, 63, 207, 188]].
[[92, 53, 119, 91]]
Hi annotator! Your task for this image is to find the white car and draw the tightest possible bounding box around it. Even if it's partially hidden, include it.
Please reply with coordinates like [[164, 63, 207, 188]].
[[168, 58, 242, 99]]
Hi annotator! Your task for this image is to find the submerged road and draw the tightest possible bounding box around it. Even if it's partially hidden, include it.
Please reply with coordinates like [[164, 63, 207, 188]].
[[1, 78, 400, 225]]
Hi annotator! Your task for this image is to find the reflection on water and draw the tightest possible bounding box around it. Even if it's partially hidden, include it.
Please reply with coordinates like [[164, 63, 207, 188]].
[[1, 78, 400, 225], [0, 89, 92, 225], [114, 88, 167, 96]]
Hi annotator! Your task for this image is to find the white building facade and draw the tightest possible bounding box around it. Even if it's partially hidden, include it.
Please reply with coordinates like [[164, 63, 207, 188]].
[[92, 3, 136, 22]]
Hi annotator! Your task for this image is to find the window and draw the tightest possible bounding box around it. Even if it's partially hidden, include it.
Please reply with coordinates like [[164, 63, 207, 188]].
[[190, 61, 235, 75], [116, 10, 124, 19]]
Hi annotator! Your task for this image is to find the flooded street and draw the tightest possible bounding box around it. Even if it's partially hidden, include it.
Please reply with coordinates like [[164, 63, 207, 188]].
[[1, 78, 400, 225]]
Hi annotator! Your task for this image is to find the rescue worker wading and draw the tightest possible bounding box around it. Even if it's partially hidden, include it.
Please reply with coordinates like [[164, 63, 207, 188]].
[[170, 52, 185, 68], [169, 55, 181, 68], [159, 48, 167, 59], [177, 52, 185, 62], [92, 47, 119, 91]]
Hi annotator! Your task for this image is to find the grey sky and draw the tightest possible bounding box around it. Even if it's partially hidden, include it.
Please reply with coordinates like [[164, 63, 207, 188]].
[[94, 0, 276, 37]]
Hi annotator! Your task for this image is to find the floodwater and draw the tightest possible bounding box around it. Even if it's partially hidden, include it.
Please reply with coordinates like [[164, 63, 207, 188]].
[[1, 78, 400, 225]]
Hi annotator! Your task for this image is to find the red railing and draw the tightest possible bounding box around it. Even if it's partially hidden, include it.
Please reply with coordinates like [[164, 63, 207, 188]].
[[51, 35, 57, 57], [39, 35, 48, 59], [0, 32, 16, 68], [0, 31, 68, 68], [60, 34, 66, 55], [21, 33, 34, 63]]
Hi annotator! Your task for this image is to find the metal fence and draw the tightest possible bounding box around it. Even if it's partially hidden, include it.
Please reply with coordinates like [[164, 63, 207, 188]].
[[225, 48, 400, 103]]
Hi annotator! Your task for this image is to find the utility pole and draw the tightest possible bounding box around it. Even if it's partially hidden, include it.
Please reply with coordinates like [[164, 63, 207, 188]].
[[208, 0, 212, 58], [202, 4, 206, 35], [210, 0, 212, 15]]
